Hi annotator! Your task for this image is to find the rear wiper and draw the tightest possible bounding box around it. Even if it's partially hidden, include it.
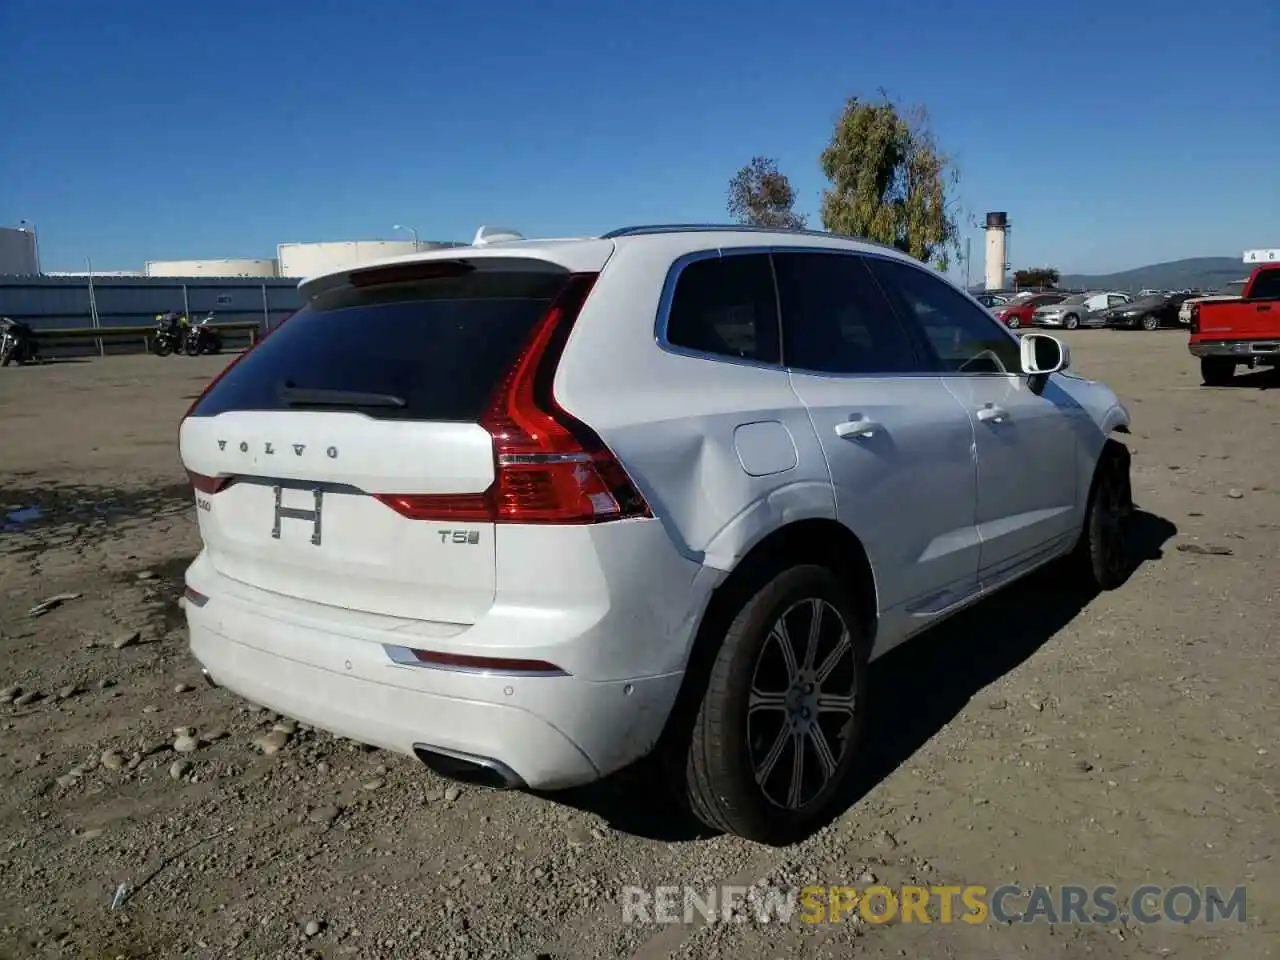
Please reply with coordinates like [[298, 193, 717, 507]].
[[278, 385, 407, 408]]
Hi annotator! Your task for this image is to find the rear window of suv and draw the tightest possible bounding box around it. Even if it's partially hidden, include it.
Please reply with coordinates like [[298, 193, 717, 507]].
[[188, 260, 570, 422]]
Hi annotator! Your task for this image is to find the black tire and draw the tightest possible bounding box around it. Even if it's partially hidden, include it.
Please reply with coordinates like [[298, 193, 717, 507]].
[[683, 564, 868, 845], [1007, 316, 1021, 329], [1064, 314, 1080, 330], [1073, 439, 1134, 590], [1200, 357, 1235, 386], [184, 336, 201, 356], [1141, 314, 1159, 331], [154, 338, 173, 357], [1, 345, 12, 367]]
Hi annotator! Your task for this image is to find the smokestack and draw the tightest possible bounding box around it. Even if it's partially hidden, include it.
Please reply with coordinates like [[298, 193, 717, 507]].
[[984, 212, 1009, 291]]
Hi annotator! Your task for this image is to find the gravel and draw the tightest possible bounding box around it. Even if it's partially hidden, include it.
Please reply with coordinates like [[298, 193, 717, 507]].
[[0, 340, 1276, 959]]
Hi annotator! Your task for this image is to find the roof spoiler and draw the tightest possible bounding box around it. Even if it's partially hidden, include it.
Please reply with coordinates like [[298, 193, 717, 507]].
[[472, 226, 525, 246]]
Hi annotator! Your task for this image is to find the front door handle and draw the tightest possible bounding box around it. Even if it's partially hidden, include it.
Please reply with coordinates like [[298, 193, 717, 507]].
[[835, 416, 884, 439], [976, 404, 1009, 423], [1259, 305, 1272, 313]]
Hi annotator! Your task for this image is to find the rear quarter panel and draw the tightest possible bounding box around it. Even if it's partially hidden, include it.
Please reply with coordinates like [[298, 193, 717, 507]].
[[551, 238, 836, 571]]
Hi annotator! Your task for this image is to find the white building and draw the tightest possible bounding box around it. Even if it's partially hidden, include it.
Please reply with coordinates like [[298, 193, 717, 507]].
[[0, 226, 39, 275], [145, 258, 279, 278], [44, 270, 142, 278], [277, 239, 465, 279]]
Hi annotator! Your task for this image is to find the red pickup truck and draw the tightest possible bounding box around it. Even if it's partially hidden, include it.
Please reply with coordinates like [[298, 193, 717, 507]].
[[1189, 263, 1280, 385]]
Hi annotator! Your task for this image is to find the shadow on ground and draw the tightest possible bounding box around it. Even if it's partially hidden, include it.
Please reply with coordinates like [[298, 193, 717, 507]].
[[6, 357, 94, 366], [0, 480, 192, 543], [562, 508, 1178, 843], [1215, 367, 1280, 390]]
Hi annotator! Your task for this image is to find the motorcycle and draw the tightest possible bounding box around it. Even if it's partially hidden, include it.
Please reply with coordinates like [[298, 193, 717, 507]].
[[183, 312, 223, 356], [0, 318, 39, 367], [151, 313, 187, 357]]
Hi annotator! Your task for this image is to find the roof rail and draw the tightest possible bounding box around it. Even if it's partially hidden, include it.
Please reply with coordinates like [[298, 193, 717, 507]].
[[599, 223, 903, 254]]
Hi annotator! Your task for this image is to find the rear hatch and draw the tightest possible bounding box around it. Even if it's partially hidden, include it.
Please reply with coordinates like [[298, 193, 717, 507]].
[[180, 256, 586, 624]]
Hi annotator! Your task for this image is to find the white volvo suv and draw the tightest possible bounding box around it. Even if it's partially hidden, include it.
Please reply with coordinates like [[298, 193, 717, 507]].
[[180, 224, 1134, 845]]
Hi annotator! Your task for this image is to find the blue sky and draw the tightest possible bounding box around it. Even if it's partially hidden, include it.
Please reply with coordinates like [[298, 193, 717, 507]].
[[3, 0, 1276, 277]]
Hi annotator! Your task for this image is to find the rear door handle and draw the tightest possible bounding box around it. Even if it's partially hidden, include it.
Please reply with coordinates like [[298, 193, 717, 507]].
[[835, 416, 884, 439], [976, 404, 1009, 423], [1259, 305, 1272, 312]]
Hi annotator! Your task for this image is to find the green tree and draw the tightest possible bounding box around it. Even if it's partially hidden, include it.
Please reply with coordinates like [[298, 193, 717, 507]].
[[819, 95, 959, 269], [1012, 267, 1060, 288], [726, 156, 807, 229]]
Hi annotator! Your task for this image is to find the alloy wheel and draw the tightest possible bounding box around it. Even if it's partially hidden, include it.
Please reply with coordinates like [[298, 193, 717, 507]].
[[747, 598, 858, 811]]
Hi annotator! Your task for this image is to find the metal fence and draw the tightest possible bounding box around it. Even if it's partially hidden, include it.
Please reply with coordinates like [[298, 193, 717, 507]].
[[0, 276, 303, 356]]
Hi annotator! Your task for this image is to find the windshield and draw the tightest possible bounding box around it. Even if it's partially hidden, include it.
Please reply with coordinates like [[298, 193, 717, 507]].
[[1059, 294, 1088, 305]]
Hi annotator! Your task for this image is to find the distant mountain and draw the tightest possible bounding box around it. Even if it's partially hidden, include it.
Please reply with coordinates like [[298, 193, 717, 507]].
[[1058, 257, 1247, 293]]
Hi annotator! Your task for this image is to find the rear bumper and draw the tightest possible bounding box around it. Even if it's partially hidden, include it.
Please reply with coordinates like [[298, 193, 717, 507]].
[[1189, 340, 1280, 360], [186, 563, 689, 790]]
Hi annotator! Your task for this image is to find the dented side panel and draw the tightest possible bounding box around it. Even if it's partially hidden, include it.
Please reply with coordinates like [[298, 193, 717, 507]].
[[550, 237, 838, 571]]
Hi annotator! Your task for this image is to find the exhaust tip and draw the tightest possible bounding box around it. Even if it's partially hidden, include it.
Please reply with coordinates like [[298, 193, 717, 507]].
[[413, 744, 524, 790]]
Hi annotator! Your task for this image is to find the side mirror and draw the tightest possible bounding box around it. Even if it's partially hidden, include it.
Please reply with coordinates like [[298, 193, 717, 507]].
[[1020, 333, 1070, 375]]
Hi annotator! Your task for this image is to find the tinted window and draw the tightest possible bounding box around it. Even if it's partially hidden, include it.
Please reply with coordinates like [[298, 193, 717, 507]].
[[867, 258, 1022, 375], [1250, 269, 1280, 300], [665, 254, 780, 364], [189, 264, 569, 422], [773, 252, 923, 374]]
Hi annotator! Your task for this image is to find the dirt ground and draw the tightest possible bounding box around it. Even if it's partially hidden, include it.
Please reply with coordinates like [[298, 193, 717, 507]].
[[0, 333, 1276, 960]]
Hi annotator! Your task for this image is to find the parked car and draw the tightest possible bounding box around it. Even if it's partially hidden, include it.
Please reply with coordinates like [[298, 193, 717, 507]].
[[975, 293, 1009, 308], [1034, 291, 1132, 329], [995, 293, 1067, 329], [1100, 293, 1185, 331], [179, 223, 1136, 845], [1189, 263, 1280, 385]]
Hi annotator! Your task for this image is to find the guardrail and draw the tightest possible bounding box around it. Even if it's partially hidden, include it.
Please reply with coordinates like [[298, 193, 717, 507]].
[[33, 321, 260, 355]]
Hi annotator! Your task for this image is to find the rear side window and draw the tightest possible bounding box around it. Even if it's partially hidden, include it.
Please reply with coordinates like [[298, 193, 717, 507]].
[[189, 263, 569, 422], [1250, 269, 1280, 300], [664, 254, 781, 364], [773, 251, 923, 374]]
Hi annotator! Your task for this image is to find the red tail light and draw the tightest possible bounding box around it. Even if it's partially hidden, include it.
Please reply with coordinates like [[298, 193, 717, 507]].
[[187, 470, 233, 495], [181, 310, 298, 422], [1189, 304, 1200, 335], [374, 273, 652, 525]]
